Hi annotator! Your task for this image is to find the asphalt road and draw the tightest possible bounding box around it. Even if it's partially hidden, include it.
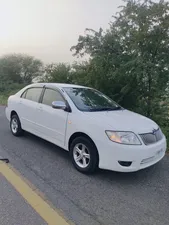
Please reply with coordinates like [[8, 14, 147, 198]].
[[0, 106, 169, 225], [0, 175, 46, 225]]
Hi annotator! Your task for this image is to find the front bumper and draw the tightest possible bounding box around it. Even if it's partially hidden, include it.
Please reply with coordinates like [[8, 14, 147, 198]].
[[98, 136, 167, 172]]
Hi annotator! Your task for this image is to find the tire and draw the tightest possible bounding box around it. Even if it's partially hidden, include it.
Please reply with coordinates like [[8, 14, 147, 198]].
[[10, 114, 23, 136], [70, 136, 99, 173]]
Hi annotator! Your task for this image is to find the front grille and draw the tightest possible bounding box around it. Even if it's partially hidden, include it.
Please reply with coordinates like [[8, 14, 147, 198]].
[[140, 128, 163, 145]]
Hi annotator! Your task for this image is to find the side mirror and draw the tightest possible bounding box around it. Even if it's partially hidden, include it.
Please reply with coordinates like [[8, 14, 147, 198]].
[[52, 101, 66, 110]]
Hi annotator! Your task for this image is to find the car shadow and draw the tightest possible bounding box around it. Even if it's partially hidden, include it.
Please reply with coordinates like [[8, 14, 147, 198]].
[[23, 131, 70, 160]]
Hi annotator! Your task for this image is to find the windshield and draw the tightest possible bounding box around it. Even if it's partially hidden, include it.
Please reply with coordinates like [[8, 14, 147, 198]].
[[64, 87, 122, 112]]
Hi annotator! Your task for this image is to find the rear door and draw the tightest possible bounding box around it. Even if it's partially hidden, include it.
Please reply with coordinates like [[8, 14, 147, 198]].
[[18, 87, 43, 133], [36, 87, 69, 147]]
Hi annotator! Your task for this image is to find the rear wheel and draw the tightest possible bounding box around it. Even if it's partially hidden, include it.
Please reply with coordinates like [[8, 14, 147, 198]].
[[10, 114, 23, 136], [70, 136, 99, 173]]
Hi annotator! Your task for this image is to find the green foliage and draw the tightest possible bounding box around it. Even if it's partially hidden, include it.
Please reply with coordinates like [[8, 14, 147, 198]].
[[71, 0, 169, 121], [0, 53, 43, 105], [0, 83, 25, 105], [0, 95, 8, 105], [71, 61, 92, 85], [42, 63, 72, 83], [161, 125, 169, 149], [0, 54, 43, 86]]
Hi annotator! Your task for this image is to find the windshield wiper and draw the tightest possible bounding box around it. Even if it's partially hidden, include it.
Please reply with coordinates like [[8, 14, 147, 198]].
[[111, 106, 123, 111], [90, 106, 122, 112]]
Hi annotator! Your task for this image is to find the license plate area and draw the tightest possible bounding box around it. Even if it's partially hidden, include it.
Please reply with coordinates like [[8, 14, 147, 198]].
[[141, 148, 165, 165]]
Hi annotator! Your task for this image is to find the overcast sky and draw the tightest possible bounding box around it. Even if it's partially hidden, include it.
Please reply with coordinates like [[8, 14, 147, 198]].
[[0, 0, 123, 63]]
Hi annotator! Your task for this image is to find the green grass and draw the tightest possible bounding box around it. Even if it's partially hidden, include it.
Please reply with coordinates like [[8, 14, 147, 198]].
[[0, 86, 24, 105], [0, 88, 21, 105], [0, 94, 8, 105]]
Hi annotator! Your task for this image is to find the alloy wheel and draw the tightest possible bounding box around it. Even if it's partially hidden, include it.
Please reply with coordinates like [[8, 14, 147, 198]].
[[73, 143, 90, 168]]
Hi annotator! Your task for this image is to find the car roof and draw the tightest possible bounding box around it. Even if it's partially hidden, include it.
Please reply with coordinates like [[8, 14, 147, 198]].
[[31, 83, 88, 89]]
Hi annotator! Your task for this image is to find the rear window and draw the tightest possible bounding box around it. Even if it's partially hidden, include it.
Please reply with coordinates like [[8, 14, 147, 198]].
[[21, 90, 27, 98], [22, 87, 42, 102]]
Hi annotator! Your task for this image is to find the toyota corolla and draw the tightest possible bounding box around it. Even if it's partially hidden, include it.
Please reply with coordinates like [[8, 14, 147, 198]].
[[6, 83, 167, 173]]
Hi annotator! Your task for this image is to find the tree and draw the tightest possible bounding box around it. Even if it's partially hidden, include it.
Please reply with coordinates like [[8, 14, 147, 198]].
[[71, 27, 141, 109], [0, 54, 43, 91], [20, 54, 43, 83], [71, 61, 92, 85], [43, 63, 72, 83], [71, 0, 169, 122]]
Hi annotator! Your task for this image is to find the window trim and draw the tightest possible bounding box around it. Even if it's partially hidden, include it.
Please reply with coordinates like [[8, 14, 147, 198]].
[[20, 87, 43, 103], [40, 86, 72, 112], [20, 89, 28, 99]]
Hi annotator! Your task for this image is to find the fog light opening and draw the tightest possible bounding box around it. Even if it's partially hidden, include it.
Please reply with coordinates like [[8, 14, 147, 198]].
[[118, 161, 132, 167]]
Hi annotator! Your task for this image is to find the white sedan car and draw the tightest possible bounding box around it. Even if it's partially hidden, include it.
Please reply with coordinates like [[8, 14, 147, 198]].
[[6, 83, 167, 173]]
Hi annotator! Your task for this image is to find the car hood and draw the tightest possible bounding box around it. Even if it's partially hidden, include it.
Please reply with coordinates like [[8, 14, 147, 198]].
[[83, 109, 158, 134]]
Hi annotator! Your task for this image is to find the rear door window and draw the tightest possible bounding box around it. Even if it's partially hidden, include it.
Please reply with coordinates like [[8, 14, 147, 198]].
[[24, 88, 43, 102]]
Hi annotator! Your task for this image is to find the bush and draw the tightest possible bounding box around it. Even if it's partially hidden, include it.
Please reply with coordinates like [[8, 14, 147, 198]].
[[0, 83, 25, 105], [161, 126, 169, 151]]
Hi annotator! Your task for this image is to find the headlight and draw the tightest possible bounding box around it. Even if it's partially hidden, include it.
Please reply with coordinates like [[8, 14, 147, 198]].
[[105, 131, 141, 145]]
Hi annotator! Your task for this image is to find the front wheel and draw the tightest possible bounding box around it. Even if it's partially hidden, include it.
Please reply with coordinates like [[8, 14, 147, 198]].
[[70, 136, 99, 173], [10, 114, 23, 136]]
